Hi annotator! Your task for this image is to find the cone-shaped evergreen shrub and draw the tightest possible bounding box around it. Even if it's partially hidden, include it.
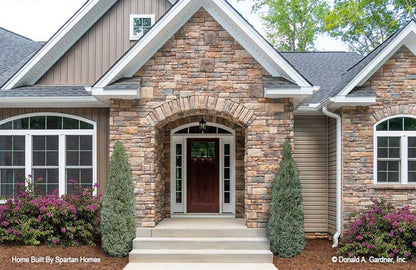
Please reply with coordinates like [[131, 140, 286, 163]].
[[101, 141, 136, 257], [267, 139, 306, 257]]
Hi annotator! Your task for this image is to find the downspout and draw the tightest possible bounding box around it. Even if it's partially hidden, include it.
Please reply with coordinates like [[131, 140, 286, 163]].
[[322, 106, 342, 248]]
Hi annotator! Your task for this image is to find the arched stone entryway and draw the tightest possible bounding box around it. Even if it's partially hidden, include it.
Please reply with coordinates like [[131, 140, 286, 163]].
[[147, 96, 253, 226], [110, 96, 294, 228]]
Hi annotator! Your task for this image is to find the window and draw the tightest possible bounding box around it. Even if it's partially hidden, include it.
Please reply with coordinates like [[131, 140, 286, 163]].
[[375, 116, 416, 184], [0, 136, 25, 198], [0, 114, 96, 199], [174, 125, 232, 135], [32, 136, 59, 195], [130, 14, 155, 40]]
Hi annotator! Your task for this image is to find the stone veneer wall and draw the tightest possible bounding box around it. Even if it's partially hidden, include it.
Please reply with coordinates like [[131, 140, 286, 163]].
[[109, 9, 294, 228], [341, 46, 416, 232]]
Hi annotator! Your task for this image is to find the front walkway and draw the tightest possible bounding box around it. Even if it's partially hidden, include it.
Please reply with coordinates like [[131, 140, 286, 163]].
[[124, 218, 276, 270]]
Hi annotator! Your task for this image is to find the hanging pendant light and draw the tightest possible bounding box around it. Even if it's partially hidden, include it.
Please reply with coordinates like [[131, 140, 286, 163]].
[[199, 117, 207, 132]]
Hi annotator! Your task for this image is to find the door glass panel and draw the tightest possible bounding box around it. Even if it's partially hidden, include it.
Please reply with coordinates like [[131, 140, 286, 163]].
[[223, 143, 231, 204], [175, 144, 182, 204], [191, 142, 215, 158]]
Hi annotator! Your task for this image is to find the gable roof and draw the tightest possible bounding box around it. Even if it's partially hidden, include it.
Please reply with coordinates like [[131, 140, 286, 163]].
[[281, 52, 363, 106], [93, 0, 312, 88], [328, 20, 416, 102], [0, 27, 41, 86], [1, 0, 120, 89]]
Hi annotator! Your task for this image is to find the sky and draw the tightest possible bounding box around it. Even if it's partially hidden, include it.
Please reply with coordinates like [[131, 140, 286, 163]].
[[0, 0, 348, 51]]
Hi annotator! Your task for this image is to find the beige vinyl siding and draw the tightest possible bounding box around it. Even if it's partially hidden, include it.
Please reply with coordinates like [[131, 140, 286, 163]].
[[0, 108, 109, 196], [37, 0, 171, 85], [294, 115, 328, 233], [328, 117, 337, 235]]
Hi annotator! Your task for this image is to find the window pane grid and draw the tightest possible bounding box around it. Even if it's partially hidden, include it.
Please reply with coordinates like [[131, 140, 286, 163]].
[[0, 136, 25, 198], [32, 136, 59, 195], [377, 136, 401, 183], [0, 169, 25, 199], [376, 117, 416, 131], [66, 135, 93, 194], [33, 168, 59, 195], [0, 115, 96, 197], [0, 116, 93, 130], [174, 125, 232, 135]]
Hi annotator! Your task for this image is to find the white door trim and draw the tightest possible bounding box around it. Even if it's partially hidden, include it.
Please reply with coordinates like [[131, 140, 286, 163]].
[[170, 122, 235, 215]]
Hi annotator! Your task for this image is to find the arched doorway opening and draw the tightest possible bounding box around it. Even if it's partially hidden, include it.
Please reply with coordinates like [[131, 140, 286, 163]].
[[170, 122, 236, 215]]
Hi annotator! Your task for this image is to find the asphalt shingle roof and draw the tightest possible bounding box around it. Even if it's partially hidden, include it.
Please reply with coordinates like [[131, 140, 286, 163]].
[[347, 85, 376, 97], [0, 20, 410, 104], [327, 23, 407, 101], [0, 85, 90, 97], [104, 77, 141, 90], [281, 52, 363, 105], [262, 75, 300, 89], [0, 27, 41, 87]]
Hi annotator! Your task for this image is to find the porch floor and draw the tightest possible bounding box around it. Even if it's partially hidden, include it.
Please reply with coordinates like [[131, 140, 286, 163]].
[[155, 218, 246, 229]]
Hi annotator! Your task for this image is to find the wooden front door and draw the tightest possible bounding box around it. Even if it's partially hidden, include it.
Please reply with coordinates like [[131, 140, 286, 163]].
[[187, 138, 219, 213]]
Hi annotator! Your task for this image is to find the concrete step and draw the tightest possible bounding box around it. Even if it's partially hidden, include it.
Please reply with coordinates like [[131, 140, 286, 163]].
[[133, 237, 270, 250], [136, 228, 267, 238], [124, 263, 277, 270], [129, 249, 273, 263]]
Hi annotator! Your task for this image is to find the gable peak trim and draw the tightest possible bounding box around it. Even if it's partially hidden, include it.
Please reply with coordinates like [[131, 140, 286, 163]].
[[337, 20, 416, 97], [93, 0, 311, 88], [2, 0, 118, 90]]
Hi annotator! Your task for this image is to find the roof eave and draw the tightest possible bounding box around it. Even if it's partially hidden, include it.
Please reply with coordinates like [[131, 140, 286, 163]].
[[0, 96, 105, 108], [91, 86, 140, 105], [327, 96, 376, 110], [2, 0, 118, 90], [264, 86, 315, 98]]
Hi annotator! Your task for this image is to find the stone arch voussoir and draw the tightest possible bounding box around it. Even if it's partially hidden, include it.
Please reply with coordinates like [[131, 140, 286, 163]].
[[370, 105, 416, 123], [145, 96, 256, 128]]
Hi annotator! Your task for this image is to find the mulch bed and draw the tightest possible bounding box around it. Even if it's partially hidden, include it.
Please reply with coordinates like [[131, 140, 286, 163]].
[[274, 239, 416, 270], [1, 240, 415, 269], [0, 244, 128, 270]]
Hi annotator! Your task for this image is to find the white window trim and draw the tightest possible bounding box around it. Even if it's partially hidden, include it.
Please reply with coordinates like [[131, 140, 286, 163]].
[[0, 113, 97, 201], [374, 115, 416, 185], [129, 14, 155, 40], [170, 122, 235, 215]]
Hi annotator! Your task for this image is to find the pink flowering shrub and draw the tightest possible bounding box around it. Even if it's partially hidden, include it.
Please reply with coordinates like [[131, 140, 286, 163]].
[[338, 199, 416, 260], [0, 178, 101, 247]]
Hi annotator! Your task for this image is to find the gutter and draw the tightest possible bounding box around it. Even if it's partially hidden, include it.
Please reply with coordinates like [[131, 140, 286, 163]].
[[322, 106, 342, 248]]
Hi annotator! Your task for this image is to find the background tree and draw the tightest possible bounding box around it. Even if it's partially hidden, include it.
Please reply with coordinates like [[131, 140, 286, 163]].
[[267, 139, 306, 257], [325, 0, 416, 54], [101, 141, 136, 257], [249, 0, 330, 51]]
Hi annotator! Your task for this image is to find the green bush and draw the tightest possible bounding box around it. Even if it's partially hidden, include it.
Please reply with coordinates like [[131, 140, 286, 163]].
[[101, 141, 136, 257], [267, 139, 306, 257]]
